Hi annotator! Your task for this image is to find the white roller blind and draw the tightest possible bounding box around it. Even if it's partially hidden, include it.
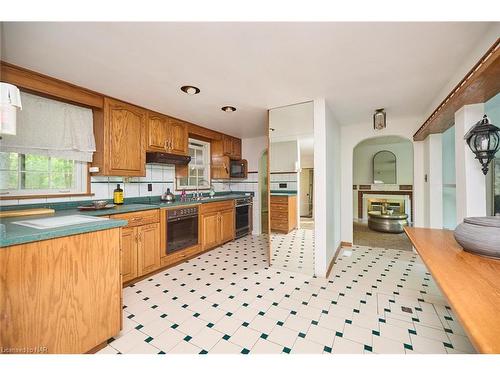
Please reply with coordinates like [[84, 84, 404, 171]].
[[0, 92, 95, 162]]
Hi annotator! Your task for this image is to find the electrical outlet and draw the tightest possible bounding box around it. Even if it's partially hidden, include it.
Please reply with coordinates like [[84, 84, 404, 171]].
[[147, 183, 153, 192]]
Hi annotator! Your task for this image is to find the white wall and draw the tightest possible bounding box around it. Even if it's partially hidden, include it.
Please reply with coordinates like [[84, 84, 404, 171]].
[[423, 134, 443, 228], [242, 136, 267, 172], [270, 140, 298, 173], [314, 98, 341, 277], [340, 116, 425, 244], [353, 141, 413, 185]]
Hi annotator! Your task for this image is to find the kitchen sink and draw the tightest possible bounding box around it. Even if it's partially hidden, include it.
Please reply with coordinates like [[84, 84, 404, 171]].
[[12, 215, 109, 229]]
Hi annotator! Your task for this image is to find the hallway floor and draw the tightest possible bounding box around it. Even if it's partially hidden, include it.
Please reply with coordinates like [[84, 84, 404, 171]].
[[98, 236, 474, 354], [270, 228, 315, 275], [353, 221, 413, 251]]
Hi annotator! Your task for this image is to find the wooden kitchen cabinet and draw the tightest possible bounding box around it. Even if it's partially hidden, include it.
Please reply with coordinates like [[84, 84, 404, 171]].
[[92, 97, 147, 176], [219, 209, 235, 243], [137, 223, 161, 276], [270, 195, 297, 234], [212, 134, 242, 160], [200, 212, 220, 250], [231, 137, 242, 160], [200, 200, 235, 251], [121, 226, 138, 283], [146, 111, 188, 156], [111, 210, 161, 284]]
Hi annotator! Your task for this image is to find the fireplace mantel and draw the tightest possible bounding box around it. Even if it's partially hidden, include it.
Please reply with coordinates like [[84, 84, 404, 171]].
[[355, 186, 413, 221]]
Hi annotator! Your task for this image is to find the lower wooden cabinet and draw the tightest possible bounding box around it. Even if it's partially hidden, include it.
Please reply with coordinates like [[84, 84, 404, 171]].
[[270, 195, 297, 234], [137, 223, 161, 276], [200, 200, 235, 251], [112, 210, 161, 284], [121, 227, 138, 282], [200, 212, 220, 250]]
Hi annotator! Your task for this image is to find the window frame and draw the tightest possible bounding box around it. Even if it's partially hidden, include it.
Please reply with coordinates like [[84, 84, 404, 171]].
[[176, 138, 211, 191], [0, 152, 91, 200]]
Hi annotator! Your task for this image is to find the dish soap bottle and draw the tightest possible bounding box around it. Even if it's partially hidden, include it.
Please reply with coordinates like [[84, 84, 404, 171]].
[[113, 184, 124, 205]]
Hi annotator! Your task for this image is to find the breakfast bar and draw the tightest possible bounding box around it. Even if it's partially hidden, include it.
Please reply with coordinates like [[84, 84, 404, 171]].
[[404, 227, 500, 354]]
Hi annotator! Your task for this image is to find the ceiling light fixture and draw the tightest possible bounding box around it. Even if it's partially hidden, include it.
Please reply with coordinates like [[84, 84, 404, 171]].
[[180, 85, 200, 95], [373, 108, 386, 130], [221, 106, 236, 113]]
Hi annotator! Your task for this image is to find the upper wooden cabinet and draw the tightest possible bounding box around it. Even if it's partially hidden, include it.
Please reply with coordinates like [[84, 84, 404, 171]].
[[146, 112, 188, 156], [92, 97, 147, 176], [213, 135, 242, 160]]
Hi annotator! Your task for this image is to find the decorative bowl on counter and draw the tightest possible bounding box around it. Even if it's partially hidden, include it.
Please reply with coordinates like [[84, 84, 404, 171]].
[[454, 216, 500, 259], [93, 200, 109, 209]]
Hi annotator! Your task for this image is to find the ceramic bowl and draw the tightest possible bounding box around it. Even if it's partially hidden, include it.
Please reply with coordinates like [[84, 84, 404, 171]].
[[454, 216, 500, 258], [92, 200, 108, 209]]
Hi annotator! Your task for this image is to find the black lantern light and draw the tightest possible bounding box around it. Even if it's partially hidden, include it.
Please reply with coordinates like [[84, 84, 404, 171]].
[[464, 115, 500, 175], [373, 108, 386, 130]]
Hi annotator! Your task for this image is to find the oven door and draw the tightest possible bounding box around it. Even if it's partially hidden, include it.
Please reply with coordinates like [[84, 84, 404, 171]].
[[235, 204, 251, 238], [167, 215, 198, 254]]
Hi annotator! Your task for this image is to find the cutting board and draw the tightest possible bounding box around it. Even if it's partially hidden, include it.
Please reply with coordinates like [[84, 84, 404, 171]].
[[0, 208, 55, 218]]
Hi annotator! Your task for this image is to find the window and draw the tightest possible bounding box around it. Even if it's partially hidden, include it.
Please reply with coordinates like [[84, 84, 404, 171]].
[[177, 139, 211, 190], [0, 152, 88, 197]]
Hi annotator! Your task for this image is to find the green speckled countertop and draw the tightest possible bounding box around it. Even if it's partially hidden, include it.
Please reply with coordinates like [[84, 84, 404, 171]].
[[270, 190, 297, 196], [0, 193, 252, 247]]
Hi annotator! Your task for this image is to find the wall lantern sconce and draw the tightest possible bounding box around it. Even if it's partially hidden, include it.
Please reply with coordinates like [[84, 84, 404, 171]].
[[373, 108, 386, 130], [464, 115, 500, 175]]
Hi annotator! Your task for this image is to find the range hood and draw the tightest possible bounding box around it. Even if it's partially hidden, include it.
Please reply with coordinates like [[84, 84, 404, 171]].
[[146, 152, 191, 165]]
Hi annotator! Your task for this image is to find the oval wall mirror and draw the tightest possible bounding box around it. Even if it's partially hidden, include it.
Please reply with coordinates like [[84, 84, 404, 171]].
[[373, 150, 396, 184]]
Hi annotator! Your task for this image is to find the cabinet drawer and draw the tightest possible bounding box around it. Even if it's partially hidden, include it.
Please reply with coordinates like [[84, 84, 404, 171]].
[[199, 200, 235, 215], [271, 220, 289, 231], [111, 209, 159, 227], [270, 196, 289, 204], [270, 211, 289, 220], [270, 203, 288, 213]]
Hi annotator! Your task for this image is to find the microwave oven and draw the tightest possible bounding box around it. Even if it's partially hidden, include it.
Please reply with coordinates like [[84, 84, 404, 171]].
[[230, 159, 248, 178]]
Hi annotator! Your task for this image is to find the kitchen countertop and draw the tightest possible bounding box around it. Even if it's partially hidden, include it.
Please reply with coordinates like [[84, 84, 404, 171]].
[[0, 194, 250, 247], [404, 227, 500, 354], [270, 191, 297, 196]]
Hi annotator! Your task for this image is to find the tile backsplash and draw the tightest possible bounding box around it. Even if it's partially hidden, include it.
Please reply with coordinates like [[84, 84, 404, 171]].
[[0, 165, 265, 235], [270, 172, 298, 191]]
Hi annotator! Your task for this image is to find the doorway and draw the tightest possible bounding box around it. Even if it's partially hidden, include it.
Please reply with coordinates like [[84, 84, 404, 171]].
[[299, 168, 314, 229]]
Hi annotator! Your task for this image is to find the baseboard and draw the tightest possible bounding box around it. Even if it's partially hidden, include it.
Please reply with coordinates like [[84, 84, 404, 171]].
[[341, 241, 352, 247], [326, 242, 343, 278]]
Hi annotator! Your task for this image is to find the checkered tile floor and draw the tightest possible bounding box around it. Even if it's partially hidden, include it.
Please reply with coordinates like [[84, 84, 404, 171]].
[[97, 236, 475, 354], [270, 229, 315, 275]]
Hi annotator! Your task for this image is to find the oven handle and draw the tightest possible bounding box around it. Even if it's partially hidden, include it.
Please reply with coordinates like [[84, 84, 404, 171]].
[[235, 203, 253, 208], [167, 214, 199, 222]]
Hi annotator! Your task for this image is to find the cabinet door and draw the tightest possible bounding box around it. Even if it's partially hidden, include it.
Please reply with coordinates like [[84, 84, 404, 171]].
[[201, 212, 219, 250], [232, 138, 242, 160], [219, 209, 235, 244], [137, 223, 161, 276], [222, 135, 233, 156], [147, 113, 168, 151], [167, 119, 188, 156], [121, 227, 138, 283], [106, 98, 147, 176]]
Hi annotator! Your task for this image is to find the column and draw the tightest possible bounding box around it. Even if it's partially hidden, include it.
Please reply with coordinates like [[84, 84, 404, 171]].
[[454, 103, 487, 223]]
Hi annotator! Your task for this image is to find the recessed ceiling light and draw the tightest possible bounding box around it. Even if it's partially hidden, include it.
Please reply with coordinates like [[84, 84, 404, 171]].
[[180, 85, 200, 95], [221, 106, 236, 113]]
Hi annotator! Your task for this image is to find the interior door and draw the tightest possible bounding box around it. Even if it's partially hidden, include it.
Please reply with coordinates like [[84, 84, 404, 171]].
[[137, 223, 160, 276], [121, 227, 138, 283], [219, 209, 235, 243], [201, 212, 219, 250]]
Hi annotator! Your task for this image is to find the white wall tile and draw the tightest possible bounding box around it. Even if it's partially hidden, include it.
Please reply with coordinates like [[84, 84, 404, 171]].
[[0, 199, 19, 206]]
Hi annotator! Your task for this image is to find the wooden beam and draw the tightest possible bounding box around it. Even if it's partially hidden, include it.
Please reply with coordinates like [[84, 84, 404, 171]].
[[0, 61, 104, 108], [413, 39, 500, 141]]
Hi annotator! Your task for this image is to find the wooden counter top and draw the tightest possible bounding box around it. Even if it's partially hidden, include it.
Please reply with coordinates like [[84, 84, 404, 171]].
[[404, 227, 500, 354]]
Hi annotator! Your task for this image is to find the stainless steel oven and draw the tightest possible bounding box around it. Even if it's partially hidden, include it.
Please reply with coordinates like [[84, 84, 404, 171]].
[[166, 206, 199, 254], [235, 196, 252, 238]]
